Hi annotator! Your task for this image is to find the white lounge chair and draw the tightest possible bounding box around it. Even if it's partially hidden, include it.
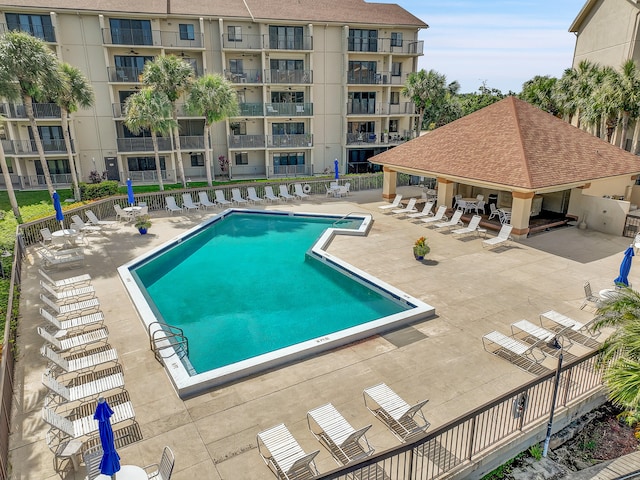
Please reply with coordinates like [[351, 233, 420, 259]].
[[482, 224, 513, 248], [293, 183, 310, 199], [41, 293, 100, 318], [37, 325, 109, 353], [511, 319, 571, 357], [231, 188, 249, 205], [406, 201, 434, 219], [452, 215, 482, 236], [420, 205, 448, 226], [182, 193, 200, 211], [85, 210, 117, 227], [40, 307, 104, 332], [71, 215, 102, 233], [41, 344, 119, 374], [198, 191, 216, 209], [392, 197, 418, 216], [307, 403, 374, 465], [247, 187, 264, 204], [42, 399, 135, 440], [434, 209, 463, 230], [40, 280, 95, 304], [264, 186, 279, 202], [42, 367, 125, 406], [378, 194, 403, 211], [257, 423, 320, 480], [278, 184, 296, 201], [38, 269, 91, 291], [363, 383, 430, 442], [39, 247, 84, 268], [539, 310, 601, 347], [214, 190, 232, 206], [482, 330, 548, 372], [142, 446, 175, 480], [165, 196, 184, 214]]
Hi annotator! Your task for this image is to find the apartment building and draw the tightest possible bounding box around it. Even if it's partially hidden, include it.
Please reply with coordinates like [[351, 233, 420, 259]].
[[0, 0, 426, 187]]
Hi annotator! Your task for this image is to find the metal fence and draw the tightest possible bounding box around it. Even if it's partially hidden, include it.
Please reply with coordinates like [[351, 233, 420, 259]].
[[315, 351, 604, 480], [0, 232, 25, 480]]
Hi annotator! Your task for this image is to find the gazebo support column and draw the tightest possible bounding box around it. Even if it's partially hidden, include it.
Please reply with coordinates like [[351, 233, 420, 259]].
[[437, 178, 455, 208], [510, 191, 534, 239], [382, 167, 397, 200]]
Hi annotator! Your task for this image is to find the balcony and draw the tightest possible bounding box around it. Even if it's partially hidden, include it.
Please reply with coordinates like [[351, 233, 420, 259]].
[[102, 27, 205, 49], [160, 30, 204, 49], [0, 103, 61, 119], [108, 66, 144, 83], [348, 38, 424, 55], [1, 139, 72, 154], [222, 34, 262, 50], [267, 134, 313, 148], [228, 135, 266, 149], [179, 136, 205, 150], [347, 72, 407, 85], [237, 103, 264, 117], [389, 102, 416, 114], [265, 103, 313, 116], [265, 69, 312, 84], [266, 35, 313, 51], [224, 69, 262, 84], [116, 137, 173, 152], [347, 102, 415, 115]]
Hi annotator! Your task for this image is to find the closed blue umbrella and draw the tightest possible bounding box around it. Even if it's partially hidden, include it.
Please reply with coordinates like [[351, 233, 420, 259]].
[[52, 191, 64, 230], [614, 245, 634, 287], [126, 178, 135, 206], [334, 159, 339, 180], [95, 397, 120, 479]]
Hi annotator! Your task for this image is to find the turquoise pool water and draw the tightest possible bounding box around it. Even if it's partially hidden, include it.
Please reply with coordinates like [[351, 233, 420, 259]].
[[131, 212, 408, 373]]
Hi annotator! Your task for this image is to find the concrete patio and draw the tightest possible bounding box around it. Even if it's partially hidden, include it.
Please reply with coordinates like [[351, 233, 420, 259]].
[[7, 186, 633, 479]]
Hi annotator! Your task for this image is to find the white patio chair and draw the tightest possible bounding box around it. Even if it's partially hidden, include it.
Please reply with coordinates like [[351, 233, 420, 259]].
[[143, 446, 175, 480], [257, 423, 320, 480], [182, 193, 200, 211], [580, 282, 603, 311], [392, 198, 418, 216], [452, 194, 462, 209], [498, 209, 511, 224], [488, 203, 500, 220], [378, 194, 403, 211], [165, 196, 184, 214], [40, 293, 100, 318], [42, 366, 125, 406], [85, 210, 117, 227], [71, 216, 102, 235], [482, 331, 547, 373], [231, 188, 249, 205], [40, 280, 95, 304], [39, 247, 84, 269], [247, 187, 264, 204], [420, 205, 448, 226], [37, 325, 109, 353], [278, 184, 296, 201], [407, 201, 434, 219], [451, 215, 482, 236], [474, 200, 486, 215], [263, 186, 279, 202], [40, 307, 104, 332], [41, 344, 119, 374], [38, 269, 91, 291], [293, 183, 310, 199], [434, 209, 463, 230], [114, 204, 134, 222], [482, 224, 513, 249], [41, 227, 54, 246], [198, 191, 216, 209], [214, 190, 233, 206]]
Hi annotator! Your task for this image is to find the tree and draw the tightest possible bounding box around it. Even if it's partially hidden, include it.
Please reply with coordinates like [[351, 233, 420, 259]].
[[593, 289, 640, 416], [553, 68, 580, 125], [402, 69, 448, 137], [186, 74, 239, 186], [54, 63, 94, 200], [611, 60, 640, 150], [124, 87, 177, 191], [586, 66, 619, 141], [141, 55, 194, 188], [0, 32, 64, 196], [457, 83, 506, 117], [519, 75, 559, 116]]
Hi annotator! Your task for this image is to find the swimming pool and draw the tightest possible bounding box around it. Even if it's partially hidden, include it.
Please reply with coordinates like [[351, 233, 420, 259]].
[[119, 209, 435, 397]]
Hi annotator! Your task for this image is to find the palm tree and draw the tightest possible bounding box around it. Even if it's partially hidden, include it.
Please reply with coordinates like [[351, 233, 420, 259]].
[[519, 75, 559, 116], [402, 69, 447, 137], [186, 74, 239, 186], [124, 88, 176, 191], [54, 63, 95, 200], [141, 55, 194, 188], [611, 60, 640, 150], [553, 68, 580, 125], [0, 31, 64, 196], [593, 289, 640, 415], [589, 66, 620, 142]]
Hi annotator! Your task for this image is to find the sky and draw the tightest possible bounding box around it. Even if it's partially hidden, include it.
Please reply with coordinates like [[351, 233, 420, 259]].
[[370, 0, 587, 93]]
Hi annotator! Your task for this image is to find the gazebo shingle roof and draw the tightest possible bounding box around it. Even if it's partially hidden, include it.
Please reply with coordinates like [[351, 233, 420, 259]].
[[372, 97, 640, 191]]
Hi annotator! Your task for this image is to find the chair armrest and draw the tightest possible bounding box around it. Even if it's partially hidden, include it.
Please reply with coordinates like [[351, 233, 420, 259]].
[[143, 462, 159, 476]]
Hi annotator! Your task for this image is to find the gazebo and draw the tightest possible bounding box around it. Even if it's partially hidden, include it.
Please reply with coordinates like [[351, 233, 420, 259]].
[[370, 97, 640, 239]]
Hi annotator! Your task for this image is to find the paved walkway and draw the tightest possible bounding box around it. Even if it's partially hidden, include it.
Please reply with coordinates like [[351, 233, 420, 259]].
[[7, 187, 636, 479]]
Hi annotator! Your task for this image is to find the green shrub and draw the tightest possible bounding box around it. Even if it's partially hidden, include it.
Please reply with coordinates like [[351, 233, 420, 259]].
[[80, 181, 119, 200], [529, 443, 543, 460]]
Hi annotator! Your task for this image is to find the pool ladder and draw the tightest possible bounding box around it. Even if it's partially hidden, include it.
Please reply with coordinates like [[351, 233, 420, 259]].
[[148, 322, 189, 364], [332, 212, 361, 227]]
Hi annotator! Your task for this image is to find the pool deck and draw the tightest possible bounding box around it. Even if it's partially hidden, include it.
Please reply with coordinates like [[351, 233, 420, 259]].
[[8, 187, 635, 479]]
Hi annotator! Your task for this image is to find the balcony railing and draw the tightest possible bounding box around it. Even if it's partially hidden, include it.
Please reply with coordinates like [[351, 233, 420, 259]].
[[237, 103, 264, 117], [269, 164, 311, 176], [228, 135, 266, 149], [347, 102, 415, 115], [101, 27, 154, 46], [266, 35, 313, 51], [347, 72, 407, 85], [179, 136, 205, 150], [267, 134, 313, 148], [1, 23, 56, 42], [1, 139, 71, 154], [108, 66, 144, 83], [348, 38, 424, 55], [265, 103, 313, 116], [346, 131, 417, 146], [0, 103, 61, 119], [222, 34, 263, 50], [265, 69, 312, 84], [389, 102, 416, 114], [116, 137, 173, 152], [224, 69, 263, 84], [159, 30, 204, 49]]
